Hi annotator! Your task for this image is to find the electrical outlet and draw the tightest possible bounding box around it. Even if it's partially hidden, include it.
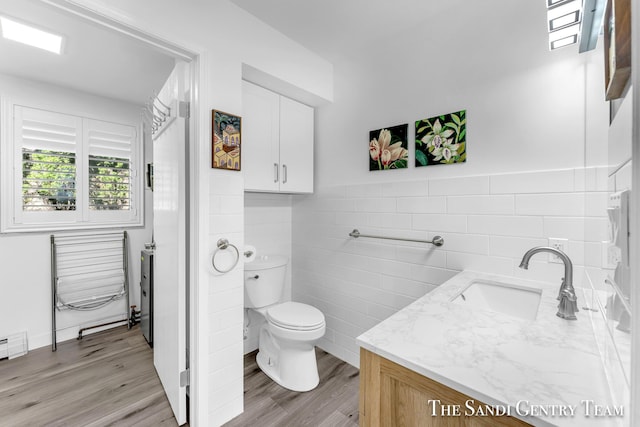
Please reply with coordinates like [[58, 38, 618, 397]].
[[602, 241, 620, 269], [548, 238, 568, 264]]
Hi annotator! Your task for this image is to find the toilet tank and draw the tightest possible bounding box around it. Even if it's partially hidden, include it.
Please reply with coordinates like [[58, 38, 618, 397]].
[[244, 255, 288, 308]]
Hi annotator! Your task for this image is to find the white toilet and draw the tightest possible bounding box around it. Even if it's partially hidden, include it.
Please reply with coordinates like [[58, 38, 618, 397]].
[[244, 255, 326, 392]]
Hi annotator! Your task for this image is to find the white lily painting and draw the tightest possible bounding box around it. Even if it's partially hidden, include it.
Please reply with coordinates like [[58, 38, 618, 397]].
[[415, 110, 466, 167], [369, 124, 409, 171]]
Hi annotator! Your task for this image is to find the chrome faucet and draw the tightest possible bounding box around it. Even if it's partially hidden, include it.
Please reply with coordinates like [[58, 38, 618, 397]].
[[519, 247, 578, 320]]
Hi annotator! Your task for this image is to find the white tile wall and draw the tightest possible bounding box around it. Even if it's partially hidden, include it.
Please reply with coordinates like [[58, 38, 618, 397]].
[[292, 167, 609, 368], [490, 169, 575, 194], [583, 153, 633, 410], [448, 195, 514, 215], [208, 171, 244, 423], [429, 175, 490, 195]]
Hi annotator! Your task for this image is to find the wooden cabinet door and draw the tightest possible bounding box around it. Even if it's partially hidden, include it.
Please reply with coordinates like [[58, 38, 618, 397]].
[[242, 80, 280, 192], [278, 95, 314, 193], [360, 349, 532, 427]]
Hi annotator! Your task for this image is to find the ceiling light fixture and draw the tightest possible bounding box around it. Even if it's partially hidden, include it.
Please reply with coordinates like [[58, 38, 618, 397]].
[[549, 10, 580, 31], [547, 0, 573, 7], [551, 34, 578, 50], [546, 0, 582, 50], [548, 23, 581, 50], [0, 15, 64, 54]]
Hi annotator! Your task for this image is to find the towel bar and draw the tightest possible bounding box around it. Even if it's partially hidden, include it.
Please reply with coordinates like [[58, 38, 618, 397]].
[[348, 229, 444, 247]]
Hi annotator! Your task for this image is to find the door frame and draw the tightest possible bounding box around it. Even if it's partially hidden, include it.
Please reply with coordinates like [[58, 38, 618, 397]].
[[41, 1, 206, 424]]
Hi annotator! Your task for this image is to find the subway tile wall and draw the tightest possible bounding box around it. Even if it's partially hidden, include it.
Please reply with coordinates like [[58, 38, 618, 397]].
[[582, 93, 634, 412], [292, 167, 609, 368], [208, 172, 245, 424], [584, 160, 633, 410]]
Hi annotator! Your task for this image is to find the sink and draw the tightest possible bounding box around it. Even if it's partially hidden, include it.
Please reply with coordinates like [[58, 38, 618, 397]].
[[451, 279, 542, 321]]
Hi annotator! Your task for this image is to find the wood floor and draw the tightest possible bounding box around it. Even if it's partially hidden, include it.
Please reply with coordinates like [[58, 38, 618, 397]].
[[224, 349, 360, 427], [0, 326, 178, 427], [0, 326, 360, 427]]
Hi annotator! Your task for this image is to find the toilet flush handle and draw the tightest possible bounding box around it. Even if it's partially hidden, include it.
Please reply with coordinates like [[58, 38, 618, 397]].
[[248, 274, 259, 280]]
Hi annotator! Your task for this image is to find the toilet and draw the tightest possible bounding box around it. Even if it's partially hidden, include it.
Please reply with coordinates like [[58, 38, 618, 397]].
[[244, 255, 326, 392]]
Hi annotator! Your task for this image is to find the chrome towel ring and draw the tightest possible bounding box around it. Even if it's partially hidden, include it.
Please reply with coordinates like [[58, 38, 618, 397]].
[[212, 238, 240, 273]]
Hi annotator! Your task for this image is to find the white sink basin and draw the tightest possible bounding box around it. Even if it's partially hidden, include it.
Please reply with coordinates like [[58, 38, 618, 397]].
[[451, 279, 542, 321]]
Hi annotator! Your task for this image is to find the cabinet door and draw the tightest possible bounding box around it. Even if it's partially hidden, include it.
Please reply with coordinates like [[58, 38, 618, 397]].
[[279, 96, 314, 193], [242, 81, 280, 192], [360, 349, 532, 427]]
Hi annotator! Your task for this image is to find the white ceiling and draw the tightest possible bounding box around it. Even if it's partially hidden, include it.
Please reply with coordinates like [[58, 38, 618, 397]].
[[0, 0, 554, 106], [0, 0, 175, 105], [230, 0, 551, 63], [231, 0, 500, 62]]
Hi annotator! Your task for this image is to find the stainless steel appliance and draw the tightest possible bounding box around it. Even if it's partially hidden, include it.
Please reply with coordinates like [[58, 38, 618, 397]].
[[141, 249, 154, 346]]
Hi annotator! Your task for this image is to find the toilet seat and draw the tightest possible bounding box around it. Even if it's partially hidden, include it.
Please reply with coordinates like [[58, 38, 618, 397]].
[[267, 301, 325, 331]]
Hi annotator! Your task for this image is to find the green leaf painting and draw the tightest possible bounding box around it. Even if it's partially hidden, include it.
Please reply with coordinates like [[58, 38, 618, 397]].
[[415, 110, 466, 167], [369, 124, 408, 171]]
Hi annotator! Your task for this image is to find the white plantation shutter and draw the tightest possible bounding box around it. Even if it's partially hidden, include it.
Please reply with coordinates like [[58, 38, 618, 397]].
[[2, 103, 141, 232], [86, 119, 135, 212], [15, 106, 82, 223], [19, 107, 80, 152]]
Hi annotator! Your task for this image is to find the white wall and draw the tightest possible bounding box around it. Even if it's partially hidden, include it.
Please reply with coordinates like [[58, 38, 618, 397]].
[[0, 73, 152, 350], [66, 0, 334, 424], [315, 19, 608, 188], [584, 90, 634, 413], [243, 192, 292, 353], [293, 1, 610, 368], [292, 166, 609, 366]]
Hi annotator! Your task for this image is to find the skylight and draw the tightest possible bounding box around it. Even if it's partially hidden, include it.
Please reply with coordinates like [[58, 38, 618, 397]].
[[0, 15, 64, 54]]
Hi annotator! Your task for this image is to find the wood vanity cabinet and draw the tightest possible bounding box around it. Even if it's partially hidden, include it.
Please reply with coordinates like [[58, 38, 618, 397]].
[[359, 349, 531, 427], [242, 80, 314, 193]]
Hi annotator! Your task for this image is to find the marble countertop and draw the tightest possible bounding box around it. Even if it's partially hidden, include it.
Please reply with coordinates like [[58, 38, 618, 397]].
[[356, 271, 622, 427]]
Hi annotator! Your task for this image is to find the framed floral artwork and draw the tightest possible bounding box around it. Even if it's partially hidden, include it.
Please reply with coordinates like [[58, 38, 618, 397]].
[[415, 110, 466, 167], [369, 124, 408, 171], [212, 109, 241, 170]]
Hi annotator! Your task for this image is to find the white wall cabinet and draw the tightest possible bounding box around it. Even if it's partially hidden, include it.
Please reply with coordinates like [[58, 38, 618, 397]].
[[242, 81, 314, 193]]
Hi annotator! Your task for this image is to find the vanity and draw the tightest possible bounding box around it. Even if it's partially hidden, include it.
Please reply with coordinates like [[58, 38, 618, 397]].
[[357, 271, 620, 427]]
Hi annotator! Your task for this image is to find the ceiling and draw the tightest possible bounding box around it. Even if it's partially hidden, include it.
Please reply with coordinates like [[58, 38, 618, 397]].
[[231, 0, 504, 62], [0, 0, 554, 106], [0, 0, 175, 105]]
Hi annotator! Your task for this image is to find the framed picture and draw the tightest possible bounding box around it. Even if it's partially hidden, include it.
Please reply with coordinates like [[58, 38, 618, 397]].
[[212, 109, 241, 170], [415, 110, 466, 167], [369, 124, 408, 171], [603, 0, 631, 100]]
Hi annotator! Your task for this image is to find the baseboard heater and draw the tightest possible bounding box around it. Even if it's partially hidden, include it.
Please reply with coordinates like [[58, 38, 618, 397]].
[[0, 332, 28, 360]]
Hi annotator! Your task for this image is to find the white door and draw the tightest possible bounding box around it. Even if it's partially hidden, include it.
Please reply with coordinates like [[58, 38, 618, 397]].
[[279, 96, 314, 193], [242, 80, 280, 192], [152, 63, 188, 425]]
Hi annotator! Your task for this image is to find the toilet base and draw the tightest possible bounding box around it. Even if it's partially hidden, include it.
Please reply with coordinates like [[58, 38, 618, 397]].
[[256, 325, 321, 392]]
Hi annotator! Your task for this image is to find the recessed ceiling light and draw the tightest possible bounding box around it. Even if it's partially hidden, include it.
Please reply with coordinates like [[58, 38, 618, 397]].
[[0, 15, 64, 54], [547, 0, 572, 7], [550, 34, 578, 50], [549, 10, 581, 31]]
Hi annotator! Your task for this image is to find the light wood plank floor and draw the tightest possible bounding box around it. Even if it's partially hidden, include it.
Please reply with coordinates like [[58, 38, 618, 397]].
[[224, 349, 360, 427], [0, 326, 178, 427]]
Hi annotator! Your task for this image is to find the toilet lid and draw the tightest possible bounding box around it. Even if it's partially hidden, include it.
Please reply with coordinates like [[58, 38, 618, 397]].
[[267, 302, 325, 331]]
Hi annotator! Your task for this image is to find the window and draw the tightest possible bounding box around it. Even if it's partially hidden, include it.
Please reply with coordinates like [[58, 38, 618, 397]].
[[1, 104, 141, 232]]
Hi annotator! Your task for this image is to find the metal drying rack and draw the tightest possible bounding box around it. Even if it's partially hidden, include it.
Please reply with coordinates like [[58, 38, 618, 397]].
[[50, 231, 130, 351]]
